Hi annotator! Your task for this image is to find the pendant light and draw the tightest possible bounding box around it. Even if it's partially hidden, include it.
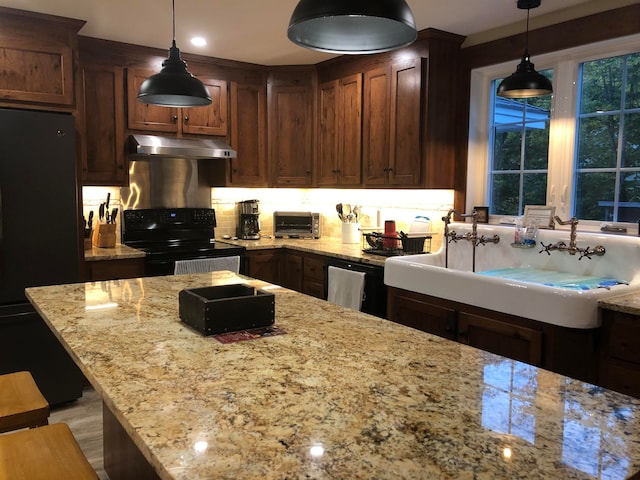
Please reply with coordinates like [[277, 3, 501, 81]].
[[137, 0, 211, 107], [497, 0, 552, 99], [287, 0, 417, 55]]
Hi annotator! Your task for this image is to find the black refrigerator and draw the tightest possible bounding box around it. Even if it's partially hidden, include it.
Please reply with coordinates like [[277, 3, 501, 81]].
[[0, 108, 84, 405]]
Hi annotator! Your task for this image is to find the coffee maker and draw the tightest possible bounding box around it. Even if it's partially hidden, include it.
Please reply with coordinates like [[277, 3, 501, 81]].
[[238, 199, 261, 240]]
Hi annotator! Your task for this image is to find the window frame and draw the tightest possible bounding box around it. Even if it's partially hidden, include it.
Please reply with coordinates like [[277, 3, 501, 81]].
[[467, 33, 640, 231]]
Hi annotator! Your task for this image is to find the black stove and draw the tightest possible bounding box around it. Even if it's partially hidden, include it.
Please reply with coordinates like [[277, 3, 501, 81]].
[[123, 208, 246, 276]]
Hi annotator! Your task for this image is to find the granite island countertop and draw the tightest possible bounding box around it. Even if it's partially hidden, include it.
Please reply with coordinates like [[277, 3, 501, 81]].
[[26, 272, 640, 480]]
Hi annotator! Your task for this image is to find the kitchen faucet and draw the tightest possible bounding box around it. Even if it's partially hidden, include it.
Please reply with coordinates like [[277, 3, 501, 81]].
[[442, 208, 500, 272], [539, 216, 606, 260]]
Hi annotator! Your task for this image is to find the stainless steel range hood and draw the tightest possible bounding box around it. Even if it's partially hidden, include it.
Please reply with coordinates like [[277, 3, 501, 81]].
[[128, 134, 236, 159]]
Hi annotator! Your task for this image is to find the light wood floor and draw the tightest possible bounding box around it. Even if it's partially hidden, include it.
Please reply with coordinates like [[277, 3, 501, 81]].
[[50, 387, 109, 480]]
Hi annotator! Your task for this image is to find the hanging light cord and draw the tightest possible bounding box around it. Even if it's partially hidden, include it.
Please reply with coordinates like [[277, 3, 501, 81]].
[[172, 0, 176, 46], [525, 7, 531, 53]]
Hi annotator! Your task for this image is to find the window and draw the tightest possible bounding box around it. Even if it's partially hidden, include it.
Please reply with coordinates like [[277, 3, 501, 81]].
[[489, 73, 552, 216], [574, 52, 640, 222], [468, 34, 640, 228]]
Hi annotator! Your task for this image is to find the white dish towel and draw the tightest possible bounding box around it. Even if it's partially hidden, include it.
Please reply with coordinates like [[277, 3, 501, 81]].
[[174, 256, 240, 275], [327, 266, 366, 311]]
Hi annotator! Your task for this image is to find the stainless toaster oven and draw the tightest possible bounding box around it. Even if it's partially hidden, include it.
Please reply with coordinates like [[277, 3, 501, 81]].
[[273, 211, 320, 238]]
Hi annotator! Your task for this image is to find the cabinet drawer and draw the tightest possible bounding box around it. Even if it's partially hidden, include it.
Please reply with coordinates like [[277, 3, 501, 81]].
[[303, 281, 325, 300], [600, 358, 640, 398], [607, 312, 640, 364]]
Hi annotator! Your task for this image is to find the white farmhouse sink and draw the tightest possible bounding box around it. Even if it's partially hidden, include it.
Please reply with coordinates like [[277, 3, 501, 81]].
[[384, 223, 640, 329]]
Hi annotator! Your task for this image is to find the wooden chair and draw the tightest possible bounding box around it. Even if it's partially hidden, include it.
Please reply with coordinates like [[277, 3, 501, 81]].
[[0, 371, 49, 433], [0, 422, 97, 479]]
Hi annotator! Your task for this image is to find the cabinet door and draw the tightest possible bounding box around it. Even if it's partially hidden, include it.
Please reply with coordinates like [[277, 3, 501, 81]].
[[302, 254, 325, 299], [0, 37, 74, 106], [316, 80, 339, 186], [80, 64, 127, 186], [363, 66, 391, 185], [126, 67, 179, 132], [229, 82, 268, 186], [246, 250, 280, 285], [457, 312, 542, 366], [280, 252, 303, 291], [182, 78, 228, 136], [389, 59, 421, 186], [387, 288, 456, 339], [338, 73, 362, 185], [269, 84, 314, 186]]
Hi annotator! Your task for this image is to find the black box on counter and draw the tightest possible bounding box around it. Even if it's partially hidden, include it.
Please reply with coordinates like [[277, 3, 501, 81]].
[[179, 284, 275, 336]]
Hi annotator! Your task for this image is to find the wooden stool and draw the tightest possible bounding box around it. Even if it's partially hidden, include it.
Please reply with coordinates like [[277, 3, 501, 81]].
[[0, 423, 97, 480], [0, 371, 49, 433]]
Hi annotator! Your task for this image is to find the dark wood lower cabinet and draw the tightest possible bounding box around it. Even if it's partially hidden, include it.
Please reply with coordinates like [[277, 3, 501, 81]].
[[457, 311, 543, 366], [387, 287, 598, 384], [246, 249, 326, 299], [84, 258, 145, 281], [246, 250, 281, 285], [599, 309, 640, 398]]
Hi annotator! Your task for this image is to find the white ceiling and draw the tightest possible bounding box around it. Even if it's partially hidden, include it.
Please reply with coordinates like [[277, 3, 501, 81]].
[[1, 0, 636, 65]]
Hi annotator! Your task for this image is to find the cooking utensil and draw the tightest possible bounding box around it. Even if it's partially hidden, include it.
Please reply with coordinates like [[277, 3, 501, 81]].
[[352, 205, 361, 221], [105, 192, 110, 211], [110, 208, 118, 224], [98, 203, 105, 222], [88, 210, 93, 228], [336, 203, 344, 222]]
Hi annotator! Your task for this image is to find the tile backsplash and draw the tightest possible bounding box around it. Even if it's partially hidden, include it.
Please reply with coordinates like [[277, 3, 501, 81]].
[[82, 186, 455, 252], [211, 188, 454, 251]]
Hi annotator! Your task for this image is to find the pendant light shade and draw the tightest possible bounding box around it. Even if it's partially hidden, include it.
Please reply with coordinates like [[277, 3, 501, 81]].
[[137, 0, 211, 107], [497, 0, 552, 99], [287, 0, 417, 55]]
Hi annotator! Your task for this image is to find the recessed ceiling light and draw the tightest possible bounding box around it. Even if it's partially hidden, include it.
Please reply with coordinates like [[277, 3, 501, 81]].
[[191, 36, 207, 47]]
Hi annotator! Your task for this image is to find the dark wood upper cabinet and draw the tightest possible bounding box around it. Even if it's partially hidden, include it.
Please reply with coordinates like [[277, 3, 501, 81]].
[[126, 67, 180, 132], [0, 9, 82, 108], [363, 58, 422, 187], [229, 81, 268, 186], [316, 73, 362, 186], [268, 70, 315, 187], [79, 63, 127, 185], [126, 67, 228, 136], [182, 77, 228, 136]]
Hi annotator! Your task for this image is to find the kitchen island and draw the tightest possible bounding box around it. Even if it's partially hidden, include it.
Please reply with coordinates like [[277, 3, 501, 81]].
[[26, 272, 640, 480]]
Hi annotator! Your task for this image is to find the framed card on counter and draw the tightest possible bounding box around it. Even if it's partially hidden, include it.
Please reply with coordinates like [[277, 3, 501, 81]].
[[474, 206, 489, 223], [523, 205, 556, 229]]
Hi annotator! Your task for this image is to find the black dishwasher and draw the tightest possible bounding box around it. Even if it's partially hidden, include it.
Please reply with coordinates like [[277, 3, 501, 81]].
[[324, 258, 387, 318]]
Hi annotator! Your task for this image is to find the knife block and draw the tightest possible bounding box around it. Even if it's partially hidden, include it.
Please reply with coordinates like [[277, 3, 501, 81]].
[[92, 223, 116, 248]]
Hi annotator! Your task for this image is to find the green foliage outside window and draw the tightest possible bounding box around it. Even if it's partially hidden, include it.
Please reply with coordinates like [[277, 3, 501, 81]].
[[575, 52, 640, 222]]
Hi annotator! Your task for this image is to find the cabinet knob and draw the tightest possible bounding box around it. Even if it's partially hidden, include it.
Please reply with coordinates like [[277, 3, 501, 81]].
[[306, 170, 311, 174], [172, 115, 178, 123], [184, 116, 189, 123]]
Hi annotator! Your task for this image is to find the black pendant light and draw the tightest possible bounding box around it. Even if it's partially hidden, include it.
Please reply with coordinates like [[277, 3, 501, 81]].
[[497, 0, 552, 98], [137, 0, 211, 107], [287, 0, 417, 55]]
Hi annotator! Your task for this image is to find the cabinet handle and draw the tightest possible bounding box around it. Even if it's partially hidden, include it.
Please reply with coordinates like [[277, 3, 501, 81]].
[[458, 329, 468, 337], [306, 170, 311, 174], [172, 115, 178, 123], [184, 116, 189, 124]]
